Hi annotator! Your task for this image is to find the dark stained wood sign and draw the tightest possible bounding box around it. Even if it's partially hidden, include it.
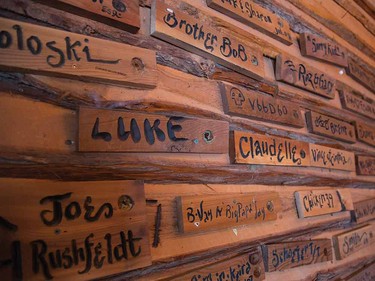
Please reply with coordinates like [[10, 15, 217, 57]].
[[176, 192, 281, 233], [309, 144, 355, 171], [333, 224, 375, 260], [221, 84, 304, 128], [36, 0, 140, 33], [356, 155, 375, 176], [230, 131, 310, 166], [344, 262, 375, 281], [262, 239, 333, 272], [151, 1, 265, 81], [305, 111, 356, 143], [206, 0, 293, 45], [0, 17, 157, 89], [79, 107, 229, 153], [275, 54, 336, 99], [299, 33, 348, 67], [356, 121, 375, 147], [346, 57, 375, 93], [294, 189, 346, 218], [0, 179, 151, 281], [352, 198, 375, 224], [340, 90, 375, 120]]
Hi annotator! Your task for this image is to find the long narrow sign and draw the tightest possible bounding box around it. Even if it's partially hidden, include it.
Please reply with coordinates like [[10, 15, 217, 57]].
[[309, 144, 355, 171], [0, 17, 157, 88], [344, 262, 375, 281], [346, 57, 375, 93], [356, 155, 375, 176], [151, 0, 264, 81], [356, 121, 375, 147], [352, 198, 375, 223], [340, 90, 375, 120]]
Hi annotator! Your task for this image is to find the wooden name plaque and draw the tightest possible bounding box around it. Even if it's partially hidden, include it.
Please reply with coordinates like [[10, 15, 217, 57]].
[[340, 91, 375, 120], [305, 111, 356, 143], [346, 57, 375, 93], [0, 179, 151, 281], [262, 239, 333, 272], [294, 189, 345, 218], [230, 131, 310, 166], [221, 84, 304, 128], [275, 54, 336, 99], [207, 0, 293, 45], [79, 107, 229, 153], [151, 0, 264, 81], [333, 224, 375, 260], [0, 17, 157, 88], [177, 192, 281, 233], [36, 0, 140, 33], [352, 198, 375, 223], [344, 262, 375, 281], [356, 155, 375, 176], [356, 121, 375, 147], [299, 33, 348, 67], [309, 144, 355, 171]]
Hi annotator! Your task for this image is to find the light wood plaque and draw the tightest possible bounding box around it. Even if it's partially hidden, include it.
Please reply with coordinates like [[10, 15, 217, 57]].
[[309, 144, 355, 171], [352, 198, 375, 224], [356, 121, 375, 147]]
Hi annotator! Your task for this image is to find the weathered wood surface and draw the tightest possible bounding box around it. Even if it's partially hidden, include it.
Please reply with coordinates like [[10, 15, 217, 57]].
[[352, 198, 375, 224], [344, 261, 375, 281], [309, 144, 355, 171], [346, 57, 375, 93], [356, 121, 375, 147], [356, 155, 375, 176], [339, 90, 375, 120]]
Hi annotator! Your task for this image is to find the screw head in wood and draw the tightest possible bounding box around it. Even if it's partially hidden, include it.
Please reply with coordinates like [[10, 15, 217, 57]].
[[254, 266, 261, 277], [250, 253, 260, 265], [118, 195, 134, 211]]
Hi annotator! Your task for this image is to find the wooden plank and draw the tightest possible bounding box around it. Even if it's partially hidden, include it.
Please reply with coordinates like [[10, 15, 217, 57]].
[[299, 33, 348, 67], [346, 57, 375, 93], [0, 17, 157, 88], [0, 179, 151, 281], [176, 192, 281, 233], [305, 111, 356, 143], [221, 83, 304, 128], [78, 107, 229, 153], [294, 189, 346, 218], [356, 155, 375, 176], [150, 0, 265, 81], [352, 198, 375, 224], [230, 130, 310, 166], [262, 239, 333, 272], [344, 262, 375, 281], [340, 90, 375, 120], [355, 120, 375, 147], [309, 144, 355, 171], [275, 54, 336, 99], [35, 0, 140, 33], [333, 224, 375, 260], [206, 0, 293, 45]]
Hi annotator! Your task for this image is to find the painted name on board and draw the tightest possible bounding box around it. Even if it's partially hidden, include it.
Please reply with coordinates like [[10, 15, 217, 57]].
[[346, 57, 375, 93], [340, 91, 375, 120], [352, 198, 375, 223], [356, 121, 375, 147], [356, 155, 375, 176], [309, 143, 355, 171]]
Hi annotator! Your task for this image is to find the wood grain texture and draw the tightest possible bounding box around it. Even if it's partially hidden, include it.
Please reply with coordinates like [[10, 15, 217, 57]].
[[356, 120, 375, 147], [344, 261, 375, 281], [347, 56, 375, 93], [275, 54, 336, 99], [0, 179, 151, 281], [352, 198, 375, 224], [309, 144, 355, 171], [339, 90, 375, 120], [356, 155, 375, 176], [0, 17, 157, 88]]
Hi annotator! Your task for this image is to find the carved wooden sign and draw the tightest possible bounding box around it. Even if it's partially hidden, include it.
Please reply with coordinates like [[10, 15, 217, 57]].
[[340, 91, 375, 120], [294, 189, 346, 218], [79, 107, 229, 153], [221, 84, 304, 128], [275, 54, 336, 99], [356, 121, 375, 147], [346, 57, 375, 93], [230, 131, 310, 166], [305, 111, 356, 143], [356, 155, 375, 176], [36, 0, 140, 33], [262, 239, 333, 272], [0, 17, 157, 88], [352, 198, 375, 224], [333, 224, 375, 260], [344, 262, 375, 281], [206, 0, 293, 45], [176, 192, 281, 233], [309, 144, 355, 171], [151, 1, 264, 80], [0, 179, 151, 281], [299, 33, 348, 67]]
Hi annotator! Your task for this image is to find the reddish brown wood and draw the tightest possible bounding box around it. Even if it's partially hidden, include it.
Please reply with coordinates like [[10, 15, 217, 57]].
[[356, 155, 375, 176], [309, 144, 355, 171], [352, 198, 375, 224], [339, 90, 375, 120], [356, 121, 375, 147], [346, 57, 375, 93]]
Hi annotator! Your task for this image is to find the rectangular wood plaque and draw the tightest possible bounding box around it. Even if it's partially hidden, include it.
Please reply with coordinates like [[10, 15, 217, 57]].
[[207, 0, 293, 45], [299, 33, 348, 67], [36, 0, 140, 33], [230, 130, 310, 166], [356, 155, 375, 176], [262, 239, 333, 272], [0, 17, 157, 88], [0, 179, 151, 281], [221, 84, 304, 128], [294, 189, 345, 218], [344, 262, 375, 281], [333, 224, 375, 260], [305, 111, 356, 143], [309, 144, 355, 171], [275, 54, 336, 99], [356, 121, 375, 147], [79, 107, 229, 153], [176, 192, 281, 233], [340, 90, 375, 120], [151, 0, 264, 81], [346, 57, 375, 93], [352, 198, 375, 224]]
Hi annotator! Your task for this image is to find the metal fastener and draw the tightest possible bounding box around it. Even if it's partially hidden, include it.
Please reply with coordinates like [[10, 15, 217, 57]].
[[203, 130, 214, 143], [118, 195, 134, 211], [250, 253, 260, 265], [131, 57, 145, 71], [267, 201, 274, 212], [254, 266, 262, 278]]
